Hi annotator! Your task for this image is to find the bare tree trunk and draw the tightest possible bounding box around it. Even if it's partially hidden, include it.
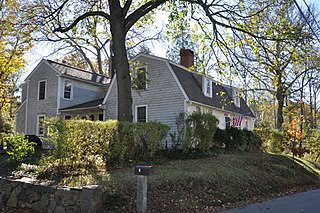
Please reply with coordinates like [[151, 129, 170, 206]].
[[309, 79, 314, 128], [109, 2, 132, 122], [276, 88, 284, 130]]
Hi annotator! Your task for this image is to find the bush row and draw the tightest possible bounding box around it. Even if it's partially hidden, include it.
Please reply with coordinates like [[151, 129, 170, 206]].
[[44, 118, 169, 170], [171, 112, 261, 153]]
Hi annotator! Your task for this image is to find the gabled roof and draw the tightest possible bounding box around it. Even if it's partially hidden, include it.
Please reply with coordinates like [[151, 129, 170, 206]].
[[46, 60, 110, 85], [169, 63, 255, 118], [59, 98, 104, 111]]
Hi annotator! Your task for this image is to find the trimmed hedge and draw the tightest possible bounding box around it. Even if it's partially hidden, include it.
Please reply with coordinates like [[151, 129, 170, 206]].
[[183, 112, 219, 153], [44, 118, 169, 171], [213, 127, 262, 151]]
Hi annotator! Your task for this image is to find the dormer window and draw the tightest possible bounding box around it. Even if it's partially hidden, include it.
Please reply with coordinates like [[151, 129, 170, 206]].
[[133, 67, 147, 90], [233, 90, 241, 108], [202, 76, 212, 97]]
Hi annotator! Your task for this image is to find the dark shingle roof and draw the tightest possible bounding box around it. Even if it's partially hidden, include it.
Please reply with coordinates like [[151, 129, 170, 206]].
[[60, 98, 104, 111], [47, 60, 110, 85], [170, 63, 255, 118]]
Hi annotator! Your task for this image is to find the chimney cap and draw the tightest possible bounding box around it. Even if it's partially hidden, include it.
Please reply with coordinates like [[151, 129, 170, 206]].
[[180, 48, 194, 68]]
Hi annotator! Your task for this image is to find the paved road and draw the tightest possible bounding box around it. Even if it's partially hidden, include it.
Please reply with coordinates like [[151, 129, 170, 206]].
[[218, 188, 320, 213]]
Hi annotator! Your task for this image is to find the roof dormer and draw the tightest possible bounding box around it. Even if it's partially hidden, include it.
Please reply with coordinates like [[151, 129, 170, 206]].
[[232, 89, 241, 108], [202, 76, 212, 98]]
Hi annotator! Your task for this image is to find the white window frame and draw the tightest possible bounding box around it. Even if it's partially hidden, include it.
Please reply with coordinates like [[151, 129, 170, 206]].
[[233, 90, 241, 108], [38, 80, 47, 101], [202, 76, 212, 97], [136, 66, 148, 90], [37, 115, 46, 136], [195, 106, 201, 113], [135, 105, 148, 122], [63, 79, 73, 100]]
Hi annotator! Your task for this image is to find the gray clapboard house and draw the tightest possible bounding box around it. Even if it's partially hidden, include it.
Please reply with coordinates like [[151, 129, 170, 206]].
[[103, 50, 255, 141], [15, 49, 255, 140], [15, 59, 110, 136]]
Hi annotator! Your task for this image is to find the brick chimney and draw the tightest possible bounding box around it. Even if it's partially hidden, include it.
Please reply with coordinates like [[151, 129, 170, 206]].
[[180, 48, 194, 68]]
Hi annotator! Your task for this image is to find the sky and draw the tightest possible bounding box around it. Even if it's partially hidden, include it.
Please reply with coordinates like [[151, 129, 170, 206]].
[[22, 0, 320, 80]]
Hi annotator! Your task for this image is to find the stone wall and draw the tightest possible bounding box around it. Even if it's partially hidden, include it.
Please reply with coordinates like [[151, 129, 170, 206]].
[[0, 177, 104, 213]]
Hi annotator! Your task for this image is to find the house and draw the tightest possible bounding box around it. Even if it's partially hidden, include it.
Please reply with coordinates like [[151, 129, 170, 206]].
[[15, 49, 255, 143], [15, 59, 110, 136], [103, 49, 255, 145]]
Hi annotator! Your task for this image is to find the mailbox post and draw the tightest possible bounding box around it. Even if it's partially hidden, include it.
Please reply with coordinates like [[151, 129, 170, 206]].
[[135, 165, 153, 213]]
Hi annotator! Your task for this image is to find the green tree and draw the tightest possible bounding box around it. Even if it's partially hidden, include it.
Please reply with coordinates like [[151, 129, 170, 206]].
[[38, 0, 280, 122], [233, 0, 316, 129], [0, 0, 36, 134]]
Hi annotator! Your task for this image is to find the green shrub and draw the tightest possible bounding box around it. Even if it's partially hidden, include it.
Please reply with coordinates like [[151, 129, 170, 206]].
[[213, 128, 228, 148], [6, 134, 35, 164], [42, 118, 170, 176], [304, 129, 320, 162], [213, 128, 261, 151], [114, 122, 170, 162], [242, 129, 262, 151], [170, 112, 188, 149], [183, 112, 219, 153], [255, 128, 284, 153], [224, 127, 246, 149]]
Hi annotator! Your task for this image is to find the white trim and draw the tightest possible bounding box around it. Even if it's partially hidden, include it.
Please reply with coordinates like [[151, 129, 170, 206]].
[[202, 76, 212, 98], [134, 105, 148, 122], [37, 80, 47, 101], [25, 80, 29, 133], [165, 61, 189, 101], [63, 79, 73, 100], [15, 100, 26, 114], [24, 59, 52, 82], [36, 114, 46, 136], [188, 100, 255, 118], [134, 65, 148, 90], [57, 76, 61, 115], [102, 73, 116, 105], [59, 106, 100, 112]]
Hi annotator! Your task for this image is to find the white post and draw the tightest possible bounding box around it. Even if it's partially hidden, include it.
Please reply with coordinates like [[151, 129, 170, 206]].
[[136, 175, 148, 213]]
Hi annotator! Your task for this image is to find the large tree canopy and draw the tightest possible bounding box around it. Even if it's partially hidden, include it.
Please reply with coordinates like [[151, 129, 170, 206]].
[[0, 0, 36, 133], [36, 0, 279, 122], [229, 0, 319, 129]]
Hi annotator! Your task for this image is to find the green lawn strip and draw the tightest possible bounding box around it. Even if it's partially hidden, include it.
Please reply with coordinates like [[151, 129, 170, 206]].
[[105, 152, 320, 212]]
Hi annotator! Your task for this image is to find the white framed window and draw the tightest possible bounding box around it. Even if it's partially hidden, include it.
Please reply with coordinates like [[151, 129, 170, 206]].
[[135, 67, 147, 90], [37, 115, 46, 136], [63, 80, 72, 99], [195, 106, 201, 113], [225, 116, 231, 129], [233, 90, 241, 108], [202, 76, 212, 97], [135, 105, 147, 122], [38, 80, 46, 100]]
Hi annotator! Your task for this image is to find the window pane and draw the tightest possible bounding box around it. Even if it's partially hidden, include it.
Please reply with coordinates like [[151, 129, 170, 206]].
[[64, 80, 72, 99], [137, 68, 146, 90], [137, 106, 146, 122], [225, 117, 230, 129], [38, 116, 45, 136], [38, 81, 46, 100]]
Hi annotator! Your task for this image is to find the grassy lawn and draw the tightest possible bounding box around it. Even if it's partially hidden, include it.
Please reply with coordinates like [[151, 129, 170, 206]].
[[1, 151, 319, 212], [103, 152, 320, 212]]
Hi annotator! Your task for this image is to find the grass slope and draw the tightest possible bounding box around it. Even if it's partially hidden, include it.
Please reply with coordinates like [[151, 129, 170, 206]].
[[105, 152, 320, 212]]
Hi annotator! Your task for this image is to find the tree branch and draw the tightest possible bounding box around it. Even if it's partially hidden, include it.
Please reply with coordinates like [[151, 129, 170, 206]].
[[54, 11, 110, 33]]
